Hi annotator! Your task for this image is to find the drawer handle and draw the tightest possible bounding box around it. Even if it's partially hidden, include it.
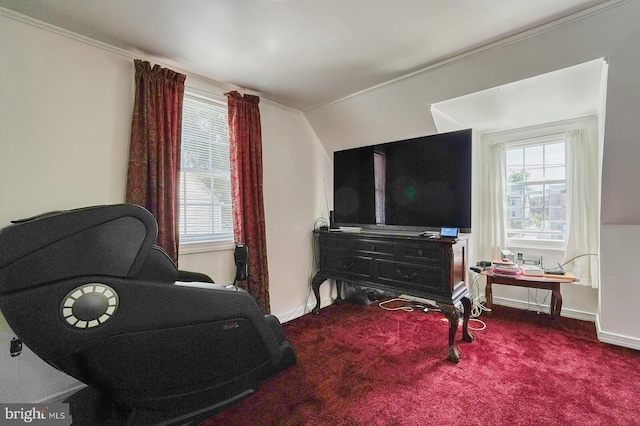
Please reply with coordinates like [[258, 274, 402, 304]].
[[396, 270, 418, 280], [341, 260, 354, 270]]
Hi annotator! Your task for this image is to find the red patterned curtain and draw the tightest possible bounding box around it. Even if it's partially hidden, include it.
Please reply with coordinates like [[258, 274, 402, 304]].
[[126, 60, 186, 263], [225, 91, 270, 313]]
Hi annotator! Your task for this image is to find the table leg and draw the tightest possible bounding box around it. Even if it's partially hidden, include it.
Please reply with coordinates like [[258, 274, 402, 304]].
[[485, 276, 493, 318], [551, 283, 562, 321]]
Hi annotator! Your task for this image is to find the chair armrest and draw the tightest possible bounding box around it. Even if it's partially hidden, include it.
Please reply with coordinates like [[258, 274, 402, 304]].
[[177, 270, 214, 283]]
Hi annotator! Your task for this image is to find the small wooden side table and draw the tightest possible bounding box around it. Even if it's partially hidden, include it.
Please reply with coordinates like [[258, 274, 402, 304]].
[[482, 271, 579, 321]]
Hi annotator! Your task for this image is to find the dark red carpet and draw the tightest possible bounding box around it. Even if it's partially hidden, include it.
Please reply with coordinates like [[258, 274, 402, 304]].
[[200, 301, 640, 426]]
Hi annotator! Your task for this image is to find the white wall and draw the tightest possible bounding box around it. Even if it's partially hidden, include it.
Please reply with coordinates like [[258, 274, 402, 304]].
[[0, 11, 332, 403], [598, 26, 640, 348], [0, 12, 133, 404], [304, 1, 640, 348], [260, 105, 334, 320], [0, 16, 133, 223]]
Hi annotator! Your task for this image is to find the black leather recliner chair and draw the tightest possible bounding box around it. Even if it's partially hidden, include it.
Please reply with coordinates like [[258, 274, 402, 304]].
[[0, 204, 296, 425]]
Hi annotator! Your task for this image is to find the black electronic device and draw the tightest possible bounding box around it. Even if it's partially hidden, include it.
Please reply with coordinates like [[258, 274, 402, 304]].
[[544, 263, 566, 275], [333, 129, 472, 233], [234, 244, 248, 282], [10, 338, 22, 357], [440, 227, 459, 238]]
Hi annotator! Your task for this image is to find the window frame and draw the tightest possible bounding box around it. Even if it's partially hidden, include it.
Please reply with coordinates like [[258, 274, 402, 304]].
[[504, 134, 567, 251], [178, 92, 234, 253]]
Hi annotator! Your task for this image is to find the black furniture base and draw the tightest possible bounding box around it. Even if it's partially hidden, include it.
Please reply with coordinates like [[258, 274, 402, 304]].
[[65, 386, 251, 426], [65, 372, 271, 426], [0, 204, 297, 422], [66, 341, 296, 425], [312, 230, 473, 363]]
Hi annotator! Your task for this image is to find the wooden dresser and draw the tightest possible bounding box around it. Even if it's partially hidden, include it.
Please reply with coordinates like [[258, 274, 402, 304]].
[[311, 229, 474, 362]]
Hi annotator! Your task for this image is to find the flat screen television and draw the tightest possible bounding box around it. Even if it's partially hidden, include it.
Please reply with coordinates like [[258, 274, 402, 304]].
[[333, 129, 472, 233]]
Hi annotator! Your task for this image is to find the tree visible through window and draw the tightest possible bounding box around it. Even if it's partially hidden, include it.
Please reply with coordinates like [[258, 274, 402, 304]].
[[506, 138, 566, 242], [179, 95, 233, 243]]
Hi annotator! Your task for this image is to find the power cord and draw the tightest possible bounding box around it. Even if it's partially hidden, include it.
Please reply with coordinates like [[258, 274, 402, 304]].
[[561, 253, 598, 267], [526, 288, 550, 314], [466, 271, 492, 331], [378, 296, 488, 331], [379, 297, 433, 312], [470, 273, 492, 318]]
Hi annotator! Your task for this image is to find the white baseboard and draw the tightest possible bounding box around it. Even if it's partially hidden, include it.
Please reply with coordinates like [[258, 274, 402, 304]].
[[276, 295, 334, 324], [280, 295, 600, 324], [595, 317, 640, 351], [492, 296, 596, 322]]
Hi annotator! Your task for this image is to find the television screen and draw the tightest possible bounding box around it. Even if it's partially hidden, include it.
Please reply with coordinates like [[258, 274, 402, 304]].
[[333, 129, 472, 232]]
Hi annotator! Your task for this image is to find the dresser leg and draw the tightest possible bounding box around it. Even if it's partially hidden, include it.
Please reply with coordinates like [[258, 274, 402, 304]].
[[461, 296, 474, 343], [334, 280, 343, 305], [440, 304, 461, 363], [311, 274, 326, 314]]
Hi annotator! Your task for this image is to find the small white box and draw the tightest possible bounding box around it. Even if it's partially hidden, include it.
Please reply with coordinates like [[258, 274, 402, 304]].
[[520, 265, 544, 276]]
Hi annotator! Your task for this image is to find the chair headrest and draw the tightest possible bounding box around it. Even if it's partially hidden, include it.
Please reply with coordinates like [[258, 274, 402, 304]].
[[0, 204, 158, 293]]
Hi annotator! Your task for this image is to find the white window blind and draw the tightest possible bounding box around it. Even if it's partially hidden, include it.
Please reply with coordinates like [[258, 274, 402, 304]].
[[179, 95, 233, 243]]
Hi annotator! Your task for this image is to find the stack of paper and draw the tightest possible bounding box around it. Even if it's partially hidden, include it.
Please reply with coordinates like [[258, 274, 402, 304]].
[[492, 260, 521, 277]]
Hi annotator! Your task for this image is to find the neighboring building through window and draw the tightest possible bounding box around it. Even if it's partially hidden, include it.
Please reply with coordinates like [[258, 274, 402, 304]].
[[179, 95, 233, 244], [505, 134, 566, 243]]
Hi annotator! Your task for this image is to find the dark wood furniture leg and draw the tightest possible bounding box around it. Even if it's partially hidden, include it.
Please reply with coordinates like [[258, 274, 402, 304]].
[[311, 274, 344, 314], [334, 280, 343, 305], [311, 273, 326, 314], [485, 275, 493, 318], [550, 282, 562, 320], [439, 297, 474, 363], [461, 296, 474, 343], [440, 303, 462, 363]]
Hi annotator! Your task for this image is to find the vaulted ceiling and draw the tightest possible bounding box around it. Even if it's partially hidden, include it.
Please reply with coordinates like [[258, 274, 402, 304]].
[[0, 0, 611, 111]]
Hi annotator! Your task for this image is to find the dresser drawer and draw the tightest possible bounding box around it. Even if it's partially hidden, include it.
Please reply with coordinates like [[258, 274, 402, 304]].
[[322, 253, 372, 279], [319, 235, 352, 251], [353, 239, 397, 255], [400, 243, 443, 264], [376, 259, 447, 295]]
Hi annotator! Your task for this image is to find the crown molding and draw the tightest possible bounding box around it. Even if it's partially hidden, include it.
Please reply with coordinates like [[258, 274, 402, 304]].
[[0, 6, 302, 116], [305, 0, 631, 113]]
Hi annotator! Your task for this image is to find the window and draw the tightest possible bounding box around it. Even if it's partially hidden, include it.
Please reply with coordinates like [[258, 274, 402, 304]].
[[179, 95, 233, 245], [505, 134, 566, 244], [373, 151, 386, 224]]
